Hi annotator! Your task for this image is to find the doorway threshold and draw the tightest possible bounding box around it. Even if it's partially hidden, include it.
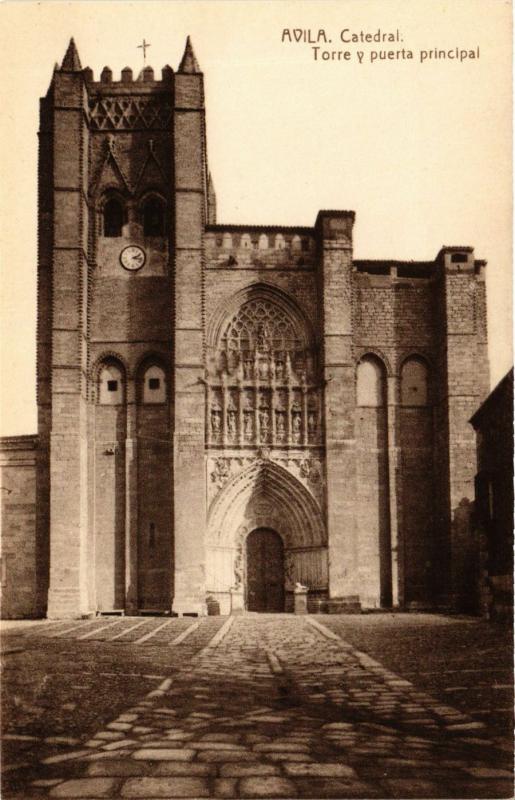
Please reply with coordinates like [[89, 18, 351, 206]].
[[98, 609, 125, 616], [138, 609, 173, 617]]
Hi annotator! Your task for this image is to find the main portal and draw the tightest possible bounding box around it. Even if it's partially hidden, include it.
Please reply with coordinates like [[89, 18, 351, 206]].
[[245, 528, 285, 612]]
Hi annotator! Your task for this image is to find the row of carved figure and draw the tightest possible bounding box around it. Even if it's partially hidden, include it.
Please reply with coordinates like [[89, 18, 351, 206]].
[[209, 402, 319, 445]]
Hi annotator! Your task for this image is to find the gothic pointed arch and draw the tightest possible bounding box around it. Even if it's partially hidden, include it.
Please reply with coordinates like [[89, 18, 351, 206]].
[[206, 283, 321, 448], [91, 138, 132, 197], [207, 459, 326, 550], [134, 141, 168, 194], [205, 459, 328, 601], [207, 282, 316, 352]]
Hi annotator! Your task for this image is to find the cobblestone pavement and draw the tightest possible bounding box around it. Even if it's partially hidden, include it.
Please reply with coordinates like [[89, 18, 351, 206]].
[[1, 615, 513, 799]]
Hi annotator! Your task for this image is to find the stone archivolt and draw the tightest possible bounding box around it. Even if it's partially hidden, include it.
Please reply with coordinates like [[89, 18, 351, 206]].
[[207, 459, 326, 550], [207, 453, 325, 509], [205, 459, 328, 595]]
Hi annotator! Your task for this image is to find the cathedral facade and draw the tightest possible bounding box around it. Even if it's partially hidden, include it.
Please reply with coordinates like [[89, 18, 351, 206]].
[[0, 38, 490, 618]]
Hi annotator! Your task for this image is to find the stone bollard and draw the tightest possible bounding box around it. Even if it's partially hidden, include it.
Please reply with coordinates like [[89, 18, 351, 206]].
[[294, 582, 309, 615], [230, 586, 244, 615]]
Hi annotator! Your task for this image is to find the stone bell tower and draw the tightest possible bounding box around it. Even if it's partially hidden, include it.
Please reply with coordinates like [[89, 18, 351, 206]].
[[38, 37, 209, 618], [170, 39, 209, 615]]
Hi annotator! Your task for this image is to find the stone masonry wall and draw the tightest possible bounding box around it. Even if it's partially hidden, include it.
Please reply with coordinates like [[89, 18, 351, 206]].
[[0, 437, 38, 618], [31, 41, 490, 616]]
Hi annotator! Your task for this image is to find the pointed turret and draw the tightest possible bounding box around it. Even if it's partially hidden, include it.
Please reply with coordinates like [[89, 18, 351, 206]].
[[61, 37, 82, 71], [45, 63, 59, 95], [207, 172, 217, 224], [178, 36, 201, 73]]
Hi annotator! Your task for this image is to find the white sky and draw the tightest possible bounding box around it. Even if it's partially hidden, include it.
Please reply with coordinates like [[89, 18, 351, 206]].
[[0, 0, 512, 435]]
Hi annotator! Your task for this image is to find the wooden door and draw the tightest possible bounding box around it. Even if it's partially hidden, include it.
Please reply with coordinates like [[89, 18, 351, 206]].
[[246, 528, 284, 612]]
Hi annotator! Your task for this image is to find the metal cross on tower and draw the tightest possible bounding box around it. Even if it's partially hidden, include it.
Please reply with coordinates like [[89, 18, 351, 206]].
[[138, 39, 151, 66]]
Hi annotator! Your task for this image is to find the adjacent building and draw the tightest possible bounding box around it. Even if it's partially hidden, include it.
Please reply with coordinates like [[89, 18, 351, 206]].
[[470, 368, 514, 621]]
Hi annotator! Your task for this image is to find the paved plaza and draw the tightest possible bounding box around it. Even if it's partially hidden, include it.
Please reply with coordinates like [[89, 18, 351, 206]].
[[1, 614, 513, 799]]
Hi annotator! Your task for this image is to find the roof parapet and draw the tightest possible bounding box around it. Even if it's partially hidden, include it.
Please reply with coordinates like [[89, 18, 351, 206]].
[[81, 65, 174, 86]]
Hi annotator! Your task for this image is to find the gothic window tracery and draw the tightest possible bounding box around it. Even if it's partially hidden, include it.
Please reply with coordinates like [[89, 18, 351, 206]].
[[207, 295, 321, 448], [219, 299, 305, 377]]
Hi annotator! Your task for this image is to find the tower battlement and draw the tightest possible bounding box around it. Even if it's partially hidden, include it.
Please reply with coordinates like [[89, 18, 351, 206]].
[[83, 65, 175, 89], [53, 35, 200, 91]]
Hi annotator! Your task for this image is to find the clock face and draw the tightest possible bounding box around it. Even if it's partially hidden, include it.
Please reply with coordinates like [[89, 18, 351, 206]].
[[120, 245, 146, 271]]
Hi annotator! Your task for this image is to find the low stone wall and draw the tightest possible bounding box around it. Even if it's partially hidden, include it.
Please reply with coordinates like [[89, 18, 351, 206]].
[[0, 435, 38, 618]]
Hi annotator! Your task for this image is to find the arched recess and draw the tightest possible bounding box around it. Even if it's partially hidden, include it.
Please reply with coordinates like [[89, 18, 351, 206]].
[[135, 354, 169, 405], [355, 354, 392, 608], [205, 284, 321, 448], [206, 460, 327, 612], [207, 282, 316, 353], [90, 351, 129, 403], [398, 354, 435, 606], [99, 191, 127, 238], [135, 354, 172, 611], [356, 354, 387, 407], [93, 356, 127, 612], [401, 355, 430, 406], [139, 192, 166, 237], [98, 363, 125, 405]]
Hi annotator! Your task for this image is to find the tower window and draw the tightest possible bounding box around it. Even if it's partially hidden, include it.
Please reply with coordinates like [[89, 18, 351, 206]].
[[143, 197, 165, 236], [451, 252, 468, 263], [142, 365, 166, 404], [98, 362, 124, 405], [103, 198, 124, 237]]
